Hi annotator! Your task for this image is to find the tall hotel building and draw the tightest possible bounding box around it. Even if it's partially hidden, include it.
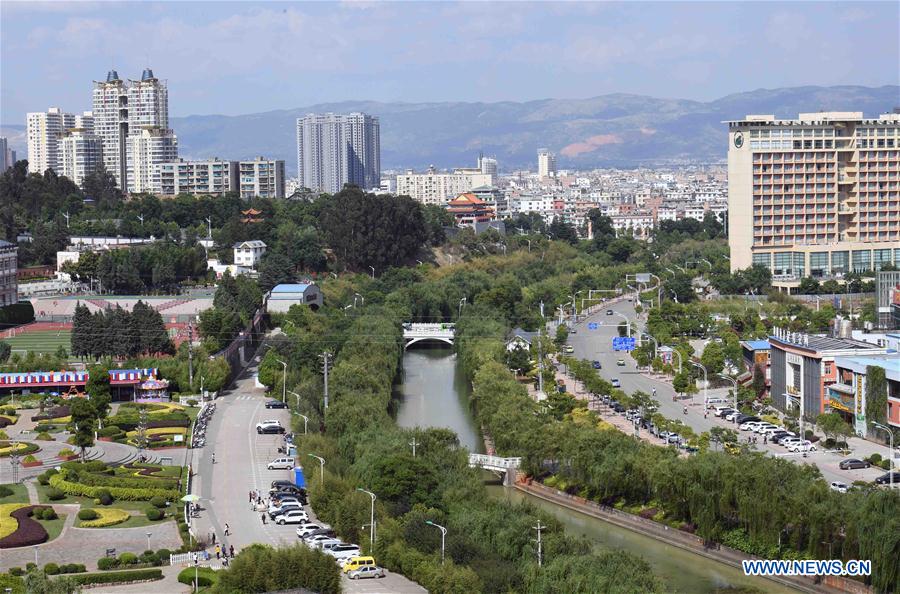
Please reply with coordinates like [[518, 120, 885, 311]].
[[726, 111, 900, 289], [296, 113, 380, 194], [92, 71, 130, 186]]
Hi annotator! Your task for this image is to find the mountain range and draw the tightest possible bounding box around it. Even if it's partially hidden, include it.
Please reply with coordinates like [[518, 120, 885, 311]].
[[4, 85, 898, 175]]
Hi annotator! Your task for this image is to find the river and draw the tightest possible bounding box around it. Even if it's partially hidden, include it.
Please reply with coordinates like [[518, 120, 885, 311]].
[[394, 346, 798, 593]]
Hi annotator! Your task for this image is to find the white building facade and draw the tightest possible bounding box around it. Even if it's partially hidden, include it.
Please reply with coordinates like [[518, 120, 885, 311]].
[[296, 113, 380, 194], [152, 159, 238, 196], [59, 127, 104, 187], [396, 168, 493, 206], [239, 158, 285, 199]]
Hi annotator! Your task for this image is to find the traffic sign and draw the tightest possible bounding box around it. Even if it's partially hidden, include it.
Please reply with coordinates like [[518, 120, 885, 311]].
[[612, 337, 636, 351], [587, 322, 598, 330]]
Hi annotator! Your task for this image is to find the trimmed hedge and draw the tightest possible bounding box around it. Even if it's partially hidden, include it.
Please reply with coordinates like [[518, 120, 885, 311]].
[[49, 471, 180, 502], [45, 487, 65, 501], [146, 508, 164, 521], [71, 568, 163, 586], [0, 506, 50, 548], [78, 509, 98, 521], [80, 508, 129, 528], [30, 406, 70, 423], [178, 567, 217, 588]]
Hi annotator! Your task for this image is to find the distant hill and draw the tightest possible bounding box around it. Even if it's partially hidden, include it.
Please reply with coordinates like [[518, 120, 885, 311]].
[[5, 86, 898, 174]]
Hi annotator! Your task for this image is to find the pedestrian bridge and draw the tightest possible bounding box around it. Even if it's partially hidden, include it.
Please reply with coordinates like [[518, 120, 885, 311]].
[[468, 453, 521, 485], [403, 323, 455, 348]]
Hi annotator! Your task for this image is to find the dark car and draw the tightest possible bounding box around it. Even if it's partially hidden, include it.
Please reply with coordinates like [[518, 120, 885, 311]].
[[592, 360, 602, 369], [735, 414, 760, 425], [265, 400, 288, 409], [874, 472, 900, 485], [272, 479, 295, 489], [272, 490, 308, 505], [606, 309, 614, 315], [257, 424, 286, 434], [611, 403, 625, 413], [839, 458, 871, 470]]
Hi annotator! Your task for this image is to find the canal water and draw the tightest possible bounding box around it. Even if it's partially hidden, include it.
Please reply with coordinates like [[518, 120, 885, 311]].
[[394, 346, 797, 594]]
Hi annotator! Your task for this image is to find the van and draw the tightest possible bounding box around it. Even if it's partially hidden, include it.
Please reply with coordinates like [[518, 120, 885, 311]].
[[342, 556, 376, 573], [267, 457, 295, 470]]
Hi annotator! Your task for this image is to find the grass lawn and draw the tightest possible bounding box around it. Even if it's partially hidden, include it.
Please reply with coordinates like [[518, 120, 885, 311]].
[[5, 329, 72, 355], [38, 514, 66, 541], [177, 566, 219, 591], [0, 483, 30, 503]]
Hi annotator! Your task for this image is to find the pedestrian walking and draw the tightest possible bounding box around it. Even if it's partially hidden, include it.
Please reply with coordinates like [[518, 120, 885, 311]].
[[249, 490, 253, 503], [230, 545, 235, 558], [704, 411, 708, 419], [215, 544, 221, 560], [224, 523, 230, 536], [261, 513, 267, 525]]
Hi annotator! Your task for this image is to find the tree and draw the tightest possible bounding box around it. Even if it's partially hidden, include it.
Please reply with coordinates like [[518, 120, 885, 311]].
[[816, 412, 852, 446], [212, 543, 341, 594], [69, 398, 96, 462], [673, 371, 692, 395], [23, 569, 81, 594], [665, 274, 696, 303], [798, 277, 821, 295], [0, 341, 10, 363], [81, 164, 122, 209], [258, 251, 295, 292], [554, 324, 569, 346], [751, 364, 767, 398], [700, 341, 725, 376], [71, 303, 92, 358]]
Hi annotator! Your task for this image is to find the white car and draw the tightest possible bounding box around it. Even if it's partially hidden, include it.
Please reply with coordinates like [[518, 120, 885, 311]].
[[267, 457, 295, 470], [740, 421, 762, 431], [256, 419, 283, 429], [760, 426, 786, 436], [781, 437, 803, 448], [754, 423, 778, 434], [304, 535, 339, 547], [275, 509, 309, 525], [789, 440, 816, 453], [830, 481, 849, 493], [296, 523, 328, 538], [268, 502, 302, 516], [326, 544, 362, 561]]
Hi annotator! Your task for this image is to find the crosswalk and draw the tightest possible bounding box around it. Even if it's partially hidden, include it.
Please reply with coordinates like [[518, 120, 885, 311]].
[[234, 395, 259, 401]]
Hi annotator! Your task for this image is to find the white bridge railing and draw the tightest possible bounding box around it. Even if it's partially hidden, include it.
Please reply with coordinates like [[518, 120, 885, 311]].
[[468, 453, 521, 470]]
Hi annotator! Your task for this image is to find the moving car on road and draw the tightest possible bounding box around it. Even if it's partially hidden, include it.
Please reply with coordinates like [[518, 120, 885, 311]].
[[265, 400, 288, 409], [611, 379, 621, 388], [839, 458, 871, 470], [606, 310, 613, 315], [616, 359, 625, 366], [256, 420, 285, 434], [564, 345, 575, 353], [592, 360, 602, 369]]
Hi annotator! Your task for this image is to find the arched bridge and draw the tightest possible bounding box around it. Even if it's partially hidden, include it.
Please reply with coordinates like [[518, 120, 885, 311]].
[[468, 453, 521, 486], [403, 323, 455, 348]]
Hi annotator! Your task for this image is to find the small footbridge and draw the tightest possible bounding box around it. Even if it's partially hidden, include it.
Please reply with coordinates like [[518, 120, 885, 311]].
[[402, 323, 455, 348], [468, 453, 521, 486]]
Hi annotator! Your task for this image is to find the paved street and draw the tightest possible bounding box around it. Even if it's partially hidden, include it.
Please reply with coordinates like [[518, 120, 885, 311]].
[[565, 298, 891, 487], [192, 354, 426, 593]]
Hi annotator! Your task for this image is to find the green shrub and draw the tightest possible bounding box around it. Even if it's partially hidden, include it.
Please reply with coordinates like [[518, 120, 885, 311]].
[[78, 509, 99, 521], [9, 567, 24, 576], [118, 552, 138, 565], [97, 557, 118, 571], [36, 473, 50, 486], [0, 484, 13, 497], [187, 399, 198, 407], [98, 426, 124, 437], [880, 459, 891, 470], [146, 508, 164, 521], [25, 563, 36, 571], [0, 573, 23, 594], [22, 454, 38, 463], [177, 567, 216, 588], [44, 562, 60, 575], [869, 453, 882, 464], [35, 432, 54, 441], [48, 470, 180, 502], [72, 568, 163, 586], [38, 507, 58, 520], [97, 489, 113, 506], [155, 548, 171, 563], [46, 487, 65, 501], [149, 496, 167, 509]]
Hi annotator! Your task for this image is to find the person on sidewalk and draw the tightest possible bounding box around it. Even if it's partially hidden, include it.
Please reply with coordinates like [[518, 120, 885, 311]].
[[224, 523, 230, 536], [215, 544, 221, 560], [229, 545, 235, 558], [261, 513, 267, 525]]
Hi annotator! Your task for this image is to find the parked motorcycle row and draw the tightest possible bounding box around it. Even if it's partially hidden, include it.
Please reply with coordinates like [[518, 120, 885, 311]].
[[191, 402, 217, 448]]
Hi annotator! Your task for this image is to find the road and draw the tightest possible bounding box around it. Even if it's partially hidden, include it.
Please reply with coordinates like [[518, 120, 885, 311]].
[[564, 298, 887, 487], [194, 354, 425, 593]]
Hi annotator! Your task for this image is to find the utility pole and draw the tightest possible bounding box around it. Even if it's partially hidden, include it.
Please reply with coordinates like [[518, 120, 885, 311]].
[[187, 321, 194, 390], [532, 520, 544, 567], [319, 352, 331, 410], [409, 437, 419, 457], [538, 302, 545, 397]]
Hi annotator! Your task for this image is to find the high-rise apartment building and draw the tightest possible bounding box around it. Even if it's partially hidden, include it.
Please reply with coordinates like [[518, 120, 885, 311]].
[[26, 107, 75, 174], [0, 138, 13, 173], [239, 157, 285, 199], [127, 127, 178, 193], [478, 154, 498, 176], [396, 166, 493, 206], [59, 127, 104, 187], [538, 148, 557, 177], [92, 68, 176, 191], [153, 159, 239, 196], [727, 112, 900, 289], [92, 71, 130, 186], [296, 113, 380, 193]]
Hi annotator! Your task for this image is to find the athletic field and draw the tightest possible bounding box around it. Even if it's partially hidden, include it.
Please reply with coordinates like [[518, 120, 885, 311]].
[[4, 329, 73, 355]]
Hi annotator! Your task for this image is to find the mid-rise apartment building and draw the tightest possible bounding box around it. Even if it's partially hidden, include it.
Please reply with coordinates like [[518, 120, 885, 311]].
[[396, 166, 493, 206], [59, 127, 104, 187], [127, 127, 178, 193], [726, 112, 900, 289], [26, 108, 74, 175], [296, 113, 380, 193], [538, 148, 557, 178], [153, 159, 239, 196], [239, 158, 285, 199], [0, 138, 14, 173], [0, 240, 17, 307]]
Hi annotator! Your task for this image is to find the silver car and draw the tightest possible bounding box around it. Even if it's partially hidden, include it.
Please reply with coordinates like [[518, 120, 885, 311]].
[[348, 566, 386, 580]]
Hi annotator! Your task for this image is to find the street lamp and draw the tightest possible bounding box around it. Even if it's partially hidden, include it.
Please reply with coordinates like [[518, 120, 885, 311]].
[[664, 345, 683, 374], [689, 361, 707, 406], [641, 332, 658, 361], [369, 266, 376, 279], [872, 422, 895, 489], [146, 532, 152, 550], [308, 454, 325, 486], [287, 391, 308, 434], [424, 520, 448, 565], [458, 297, 467, 318], [356, 488, 376, 550], [276, 359, 287, 403], [718, 374, 739, 421]]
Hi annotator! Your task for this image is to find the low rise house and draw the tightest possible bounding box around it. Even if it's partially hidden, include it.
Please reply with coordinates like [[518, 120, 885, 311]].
[[265, 283, 323, 312], [233, 240, 266, 269]]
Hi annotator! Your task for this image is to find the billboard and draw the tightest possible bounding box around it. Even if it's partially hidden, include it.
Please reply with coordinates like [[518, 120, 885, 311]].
[[636, 273, 651, 284], [613, 337, 636, 351]]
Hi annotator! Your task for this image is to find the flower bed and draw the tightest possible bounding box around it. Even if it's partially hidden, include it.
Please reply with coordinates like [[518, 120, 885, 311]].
[[30, 406, 70, 423], [79, 507, 130, 528], [0, 505, 50, 548], [48, 470, 180, 501], [57, 448, 78, 461], [0, 441, 39, 458], [21, 455, 42, 468], [0, 503, 28, 539]]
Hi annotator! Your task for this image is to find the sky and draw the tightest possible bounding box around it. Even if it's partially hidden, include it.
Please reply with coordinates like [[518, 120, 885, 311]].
[[2, 1, 899, 125]]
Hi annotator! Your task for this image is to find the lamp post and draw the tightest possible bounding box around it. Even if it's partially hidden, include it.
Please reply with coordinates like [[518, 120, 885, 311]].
[[649, 273, 662, 307], [369, 266, 375, 279], [718, 374, 739, 421], [458, 297, 467, 318], [425, 520, 448, 565], [356, 488, 376, 550], [872, 422, 895, 489], [308, 454, 325, 486], [33, 545, 38, 566], [287, 391, 308, 434], [641, 332, 658, 360], [146, 532, 152, 550], [664, 345, 682, 374], [689, 361, 707, 406], [276, 359, 287, 403]]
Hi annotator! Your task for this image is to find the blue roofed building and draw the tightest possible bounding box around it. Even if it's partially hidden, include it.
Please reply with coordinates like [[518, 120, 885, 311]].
[[265, 283, 323, 313]]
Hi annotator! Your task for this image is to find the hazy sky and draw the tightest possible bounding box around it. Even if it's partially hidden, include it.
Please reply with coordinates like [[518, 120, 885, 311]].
[[2, 1, 898, 123]]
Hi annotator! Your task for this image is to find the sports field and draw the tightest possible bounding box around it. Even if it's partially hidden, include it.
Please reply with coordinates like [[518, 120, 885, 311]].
[[4, 329, 72, 354]]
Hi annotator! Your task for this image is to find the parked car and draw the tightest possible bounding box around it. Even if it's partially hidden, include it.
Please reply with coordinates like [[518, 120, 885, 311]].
[[705, 397, 728, 408], [611, 379, 621, 388], [592, 360, 602, 369], [267, 457, 295, 470], [788, 440, 816, 453], [781, 437, 803, 448], [564, 345, 575, 353], [606, 309, 614, 316], [275, 509, 310, 525], [611, 402, 625, 413], [616, 359, 625, 366], [839, 458, 871, 470], [265, 400, 288, 409], [754, 423, 779, 434], [716, 408, 737, 419], [272, 479, 296, 490], [342, 556, 377, 573], [713, 405, 733, 416], [667, 434, 682, 445], [327, 544, 362, 561], [734, 414, 760, 425], [347, 566, 386, 580], [268, 503, 302, 518], [309, 538, 342, 550], [830, 481, 849, 493], [874, 472, 900, 485], [296, 524, 329, 538], [739, 421, 762, 431]]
